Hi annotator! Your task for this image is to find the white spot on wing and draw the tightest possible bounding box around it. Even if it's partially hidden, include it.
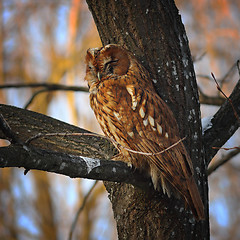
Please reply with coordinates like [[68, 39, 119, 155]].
[[126, 85, 134, 95], [132, 100, 137, 110], [151, 126, 156, 131], [157, 123, 163, 135], [126, 85, 138, 110], [138, 131, 144, 137], [165, 132, 169, 138], [114, 111, 122, 121], [148, 115, 155, 126], [139, 107, 145, 118], [127, 132, 134, 137], [143, 118, 148, 126]]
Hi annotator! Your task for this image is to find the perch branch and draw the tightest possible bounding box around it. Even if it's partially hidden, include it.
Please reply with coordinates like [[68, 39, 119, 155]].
[[0, 104, 153, 191], [26, 132, 186, 157]]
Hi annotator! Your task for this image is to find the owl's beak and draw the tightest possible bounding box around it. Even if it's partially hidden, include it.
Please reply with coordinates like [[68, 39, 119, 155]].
[[97, 72, 101, 81]]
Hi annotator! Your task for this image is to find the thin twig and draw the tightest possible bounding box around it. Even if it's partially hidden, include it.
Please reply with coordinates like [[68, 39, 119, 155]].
[[24, 89, 50, 109], [207, 148, 240, 175], [24, 85, 89, 109], [116, 137, 186, 156], [198, 87, 225, 106], [0, 83, 89, 92], [211, 72, 240, 124], [68, 181, 98, 240], [220, 60, 239, 86], [193, 52, 206, 63], [0, 83, 89, 109]]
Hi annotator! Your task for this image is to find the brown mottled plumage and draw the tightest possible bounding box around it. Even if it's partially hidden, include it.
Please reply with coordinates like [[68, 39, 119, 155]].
[[84, 44, 204, 220]]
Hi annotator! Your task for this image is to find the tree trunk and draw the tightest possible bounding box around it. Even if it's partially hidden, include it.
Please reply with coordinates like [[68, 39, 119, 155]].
[[86, 0, 209, 239]]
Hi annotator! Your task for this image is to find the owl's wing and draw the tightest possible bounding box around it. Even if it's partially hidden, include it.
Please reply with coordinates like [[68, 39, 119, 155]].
[[123, 85, 205, 220], [96, 81, 204, 220], [122, 85, 194, 190]]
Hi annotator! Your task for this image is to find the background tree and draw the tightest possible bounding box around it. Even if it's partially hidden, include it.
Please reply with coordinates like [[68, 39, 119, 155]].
[[0, 0, 240, 239]]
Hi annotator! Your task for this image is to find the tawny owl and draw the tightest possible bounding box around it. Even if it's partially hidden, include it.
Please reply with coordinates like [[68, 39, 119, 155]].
[[84, 44, 204, 220]]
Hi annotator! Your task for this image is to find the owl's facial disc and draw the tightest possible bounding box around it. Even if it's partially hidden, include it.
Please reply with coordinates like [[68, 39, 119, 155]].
[[98, 45, 130, 77]]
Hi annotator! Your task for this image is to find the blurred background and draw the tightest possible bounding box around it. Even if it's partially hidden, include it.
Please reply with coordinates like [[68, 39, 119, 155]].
[[0, 0, 239, 239]]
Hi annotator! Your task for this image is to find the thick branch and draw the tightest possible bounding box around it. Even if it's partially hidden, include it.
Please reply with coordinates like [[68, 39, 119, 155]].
[[0, 145, 151, 189], [203, 79, 240, 164], [0, 104, 152, 190]]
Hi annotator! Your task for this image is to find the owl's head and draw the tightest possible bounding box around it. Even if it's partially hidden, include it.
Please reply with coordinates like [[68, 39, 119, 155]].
[[85, 44, 131, 93]]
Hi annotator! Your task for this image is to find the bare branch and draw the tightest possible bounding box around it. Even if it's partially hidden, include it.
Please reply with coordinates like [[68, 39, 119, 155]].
[[0, 83, 89, 92], [211, 73, 240, 124], [0, 82, 89, 109], [23, 85, 88, 109], [203, 77, 240, 165], [68, 181, 98, 240], [207, 148, 240, 175], [0, 144, 152, 189], [192, 52, 206, 63], [220, 60, 239, 86], [0, 104, 153, 190]]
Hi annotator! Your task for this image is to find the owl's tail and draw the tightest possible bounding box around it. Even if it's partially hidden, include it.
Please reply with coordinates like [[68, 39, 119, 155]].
[[186, 177, 205, 221]]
